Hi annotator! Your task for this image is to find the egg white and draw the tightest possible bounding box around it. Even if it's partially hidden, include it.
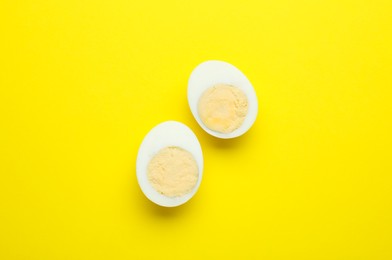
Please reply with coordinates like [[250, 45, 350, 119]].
[[136, 121, 203, 207], [188, 60, 258, 139]]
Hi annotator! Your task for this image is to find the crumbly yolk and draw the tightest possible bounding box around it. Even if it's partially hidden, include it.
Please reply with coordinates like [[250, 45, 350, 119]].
[[198, 84, 248, 133], [147, 146, 198, 197]]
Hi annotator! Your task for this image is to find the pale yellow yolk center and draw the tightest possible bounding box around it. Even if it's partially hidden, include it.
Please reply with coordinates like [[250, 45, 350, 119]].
[[147, 146, 199, 197], [198, 84, 248, 134]]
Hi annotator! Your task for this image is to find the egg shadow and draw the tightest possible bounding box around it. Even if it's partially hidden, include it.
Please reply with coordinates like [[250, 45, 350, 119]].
[[146, 197, 194, 218], [133, 180, 195, 219], [181, 102, 259, 151], [203, 129, 254, 149], [186, 117, 258, 151]]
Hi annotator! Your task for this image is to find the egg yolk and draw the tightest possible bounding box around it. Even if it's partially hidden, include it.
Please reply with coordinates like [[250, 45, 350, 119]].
[[198, 84, 248, 134], [147, 146, 198, 197]]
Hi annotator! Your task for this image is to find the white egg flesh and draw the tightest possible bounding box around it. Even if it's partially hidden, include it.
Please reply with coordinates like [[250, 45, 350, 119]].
[[188, 60, 258, 139], [136, 121, 203, 207]]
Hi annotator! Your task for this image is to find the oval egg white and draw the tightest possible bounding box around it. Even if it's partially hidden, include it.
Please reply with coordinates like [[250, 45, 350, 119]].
[[136, 121, 203, 207], [188, 60, 258, 139]]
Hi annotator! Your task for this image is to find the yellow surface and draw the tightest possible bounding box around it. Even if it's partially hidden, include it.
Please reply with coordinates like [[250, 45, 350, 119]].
[[1, 0, 391, 259]]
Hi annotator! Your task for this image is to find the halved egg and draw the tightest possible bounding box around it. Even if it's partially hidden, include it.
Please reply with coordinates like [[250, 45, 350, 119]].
[[188, 60, 258, 139], [136, 121, 203, 207]]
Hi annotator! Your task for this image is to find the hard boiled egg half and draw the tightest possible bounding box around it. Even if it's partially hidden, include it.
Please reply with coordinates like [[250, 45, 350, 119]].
[[136, 121, 203, 207], [188, 60, 258, 139]]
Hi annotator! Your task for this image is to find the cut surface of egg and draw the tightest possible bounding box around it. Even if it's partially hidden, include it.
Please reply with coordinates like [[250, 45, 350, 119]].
[[188, 60, 258, 139], [136, 121, 203, 207]]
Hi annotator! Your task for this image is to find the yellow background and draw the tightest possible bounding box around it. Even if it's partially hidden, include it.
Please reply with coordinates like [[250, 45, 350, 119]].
[[1, 0, 391, 259]]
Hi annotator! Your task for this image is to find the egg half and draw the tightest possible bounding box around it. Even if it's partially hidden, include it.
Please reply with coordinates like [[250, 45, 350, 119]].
[[136, 121, 203, 207], [188, 60, 258, 139]]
